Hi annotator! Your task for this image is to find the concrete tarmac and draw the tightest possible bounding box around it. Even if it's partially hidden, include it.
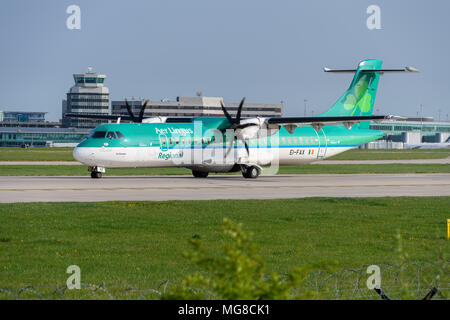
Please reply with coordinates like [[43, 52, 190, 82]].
[[0, 174, 449, 203], [0, 157, 449, 165]]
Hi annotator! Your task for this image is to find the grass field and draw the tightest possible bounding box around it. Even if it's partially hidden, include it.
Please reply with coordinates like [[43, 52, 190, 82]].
[[0, 147, 448, 161], [0, 163, 448, 176], [0, 197, 448, 295], [0, 147, 75, 161], [327, 148, 450, 160]]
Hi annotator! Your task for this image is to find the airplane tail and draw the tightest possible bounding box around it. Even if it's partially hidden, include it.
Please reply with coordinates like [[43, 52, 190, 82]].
[[318, 59, 418, 128], [319, 59, 383, 121]]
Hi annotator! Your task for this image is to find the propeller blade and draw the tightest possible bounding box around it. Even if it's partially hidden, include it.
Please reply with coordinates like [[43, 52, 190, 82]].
[[124, 98, 136, 122], [138, 99, 149, 123], [235, 97, 245, 124], [225, 135, 236, 157], [220, 100, 234, 125], [244, 140, 249, 155]]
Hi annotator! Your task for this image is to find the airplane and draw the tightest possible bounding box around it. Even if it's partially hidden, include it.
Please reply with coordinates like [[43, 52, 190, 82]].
[[67, 59, 418, 179]]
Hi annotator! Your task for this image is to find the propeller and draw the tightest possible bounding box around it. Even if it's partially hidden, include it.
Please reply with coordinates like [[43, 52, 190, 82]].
[[219, 97, 258, 156], [124, 98, 149, 123]]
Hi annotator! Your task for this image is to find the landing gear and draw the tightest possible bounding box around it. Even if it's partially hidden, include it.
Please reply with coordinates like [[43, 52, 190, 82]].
[[192, 170, 209, 178], [91, 171, 102, 179], [88, 166, 105, 179], [242, 165, 260, 179]]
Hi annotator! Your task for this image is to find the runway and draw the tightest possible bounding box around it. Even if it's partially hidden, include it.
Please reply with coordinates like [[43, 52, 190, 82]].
[[0, 174, 449, 203], [0, 157, 448, 165]]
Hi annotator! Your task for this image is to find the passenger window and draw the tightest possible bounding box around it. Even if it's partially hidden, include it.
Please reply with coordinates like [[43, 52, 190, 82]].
[[293, 137, 298, 144], [282, 137, 286, 144], [288, 138, 291, 144], [106, 131, 116, 139], [92, 131, 106, 139], [115, 131, 125, 139]]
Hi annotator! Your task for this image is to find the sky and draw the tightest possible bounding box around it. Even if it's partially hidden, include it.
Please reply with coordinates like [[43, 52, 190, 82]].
[[0, 0, 449, 122]]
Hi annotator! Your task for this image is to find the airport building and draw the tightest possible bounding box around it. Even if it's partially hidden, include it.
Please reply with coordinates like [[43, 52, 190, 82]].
[[366, 118, 450, 148], [62, 67, 109, 129], [0, 111, 47, 123], [0, 127, 90, 147], [111, 96, 283, 118]]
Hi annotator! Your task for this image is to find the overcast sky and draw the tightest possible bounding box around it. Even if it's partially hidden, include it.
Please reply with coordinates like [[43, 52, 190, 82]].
[[1, 0, 449, 121]]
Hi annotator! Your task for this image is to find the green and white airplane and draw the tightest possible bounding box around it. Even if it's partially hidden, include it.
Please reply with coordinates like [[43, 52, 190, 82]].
[[68, 59, 418, 179]]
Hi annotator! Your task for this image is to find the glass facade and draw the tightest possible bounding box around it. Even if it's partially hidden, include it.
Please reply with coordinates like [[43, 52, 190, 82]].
[[0, 128, 89, 147], [2, 111, 46, 122], [370, 122, 450, 134]]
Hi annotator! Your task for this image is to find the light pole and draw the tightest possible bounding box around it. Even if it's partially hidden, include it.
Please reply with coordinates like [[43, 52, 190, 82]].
[[304, 99, 307, 117], [420, 104, 423, 133]]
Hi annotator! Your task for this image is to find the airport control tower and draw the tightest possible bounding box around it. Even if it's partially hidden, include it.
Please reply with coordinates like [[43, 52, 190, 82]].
[[62, 67, 109, 128]]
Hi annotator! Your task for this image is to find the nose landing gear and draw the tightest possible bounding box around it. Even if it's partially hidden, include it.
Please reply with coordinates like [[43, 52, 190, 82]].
[[88, 166, 105, 179], [91, 171, 102, 179]]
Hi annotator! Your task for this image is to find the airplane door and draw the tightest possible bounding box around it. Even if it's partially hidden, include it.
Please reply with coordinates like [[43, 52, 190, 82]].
[[316, 128, 327, 159], [159, 134, 169, 152]]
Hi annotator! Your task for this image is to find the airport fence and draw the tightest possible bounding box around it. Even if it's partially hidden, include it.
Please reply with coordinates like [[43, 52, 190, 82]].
[[0, 261, 447, 300]]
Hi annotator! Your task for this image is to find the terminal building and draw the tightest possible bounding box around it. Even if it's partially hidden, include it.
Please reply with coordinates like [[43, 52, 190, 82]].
[[62, 67, 109, 129], [111, 96, 283, 118], [0, 127, 90, 147], [366, 118, 450, 148], [0, 109, 90, 147], [0, 111, 46, 123]]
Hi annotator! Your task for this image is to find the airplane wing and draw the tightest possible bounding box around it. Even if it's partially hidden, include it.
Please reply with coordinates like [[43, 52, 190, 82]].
[[265, 115, 387, 132]]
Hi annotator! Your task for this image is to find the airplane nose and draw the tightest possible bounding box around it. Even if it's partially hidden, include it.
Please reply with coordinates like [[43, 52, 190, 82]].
[[73, 146, 95, 165]]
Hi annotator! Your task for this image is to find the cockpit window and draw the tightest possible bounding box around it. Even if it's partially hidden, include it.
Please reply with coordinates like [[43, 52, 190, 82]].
[[92, 131, 106, 139], [106, 131, 117, 139], [115, 131, 125, 139]]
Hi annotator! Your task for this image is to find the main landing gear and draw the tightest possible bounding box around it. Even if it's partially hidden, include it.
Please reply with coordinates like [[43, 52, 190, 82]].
[[191, 166, 261, 179], [192, 170, 209, 178], [242, 165, 260, 179]]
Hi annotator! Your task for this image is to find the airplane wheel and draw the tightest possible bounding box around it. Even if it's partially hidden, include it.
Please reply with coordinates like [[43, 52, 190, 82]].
[[91, 171, 102, 179], [192, 170, 208, 178], [243, 166, 260, 179]]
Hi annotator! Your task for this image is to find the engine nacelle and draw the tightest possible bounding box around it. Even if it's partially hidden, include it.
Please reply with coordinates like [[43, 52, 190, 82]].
[[236, 117, 279, 140], [141, 117, 168, 123]]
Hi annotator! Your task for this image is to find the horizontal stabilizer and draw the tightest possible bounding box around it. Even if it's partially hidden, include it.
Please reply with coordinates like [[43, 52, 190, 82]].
[[324, 66, 419, 74]]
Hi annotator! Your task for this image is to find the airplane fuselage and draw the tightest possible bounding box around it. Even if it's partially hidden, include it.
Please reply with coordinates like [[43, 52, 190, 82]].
[[73, 119, 383, 173]]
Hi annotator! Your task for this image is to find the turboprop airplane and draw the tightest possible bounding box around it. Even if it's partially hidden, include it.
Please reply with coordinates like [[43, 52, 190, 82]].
[[68, 59, 418, 179]]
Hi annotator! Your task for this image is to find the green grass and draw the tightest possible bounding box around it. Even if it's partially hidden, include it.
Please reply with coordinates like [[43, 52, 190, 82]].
[[0, 197, 448, 293], [0, 147, 74, 161], [0, 163, 448, 176], [327, 148, 450, 160], [0, 147, 448, 161]]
